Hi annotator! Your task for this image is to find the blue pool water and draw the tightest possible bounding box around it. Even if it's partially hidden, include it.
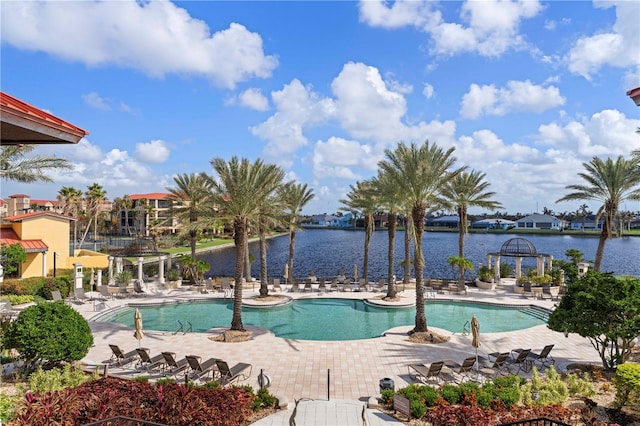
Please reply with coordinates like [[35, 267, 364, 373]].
[[96, 299, 546, 341]]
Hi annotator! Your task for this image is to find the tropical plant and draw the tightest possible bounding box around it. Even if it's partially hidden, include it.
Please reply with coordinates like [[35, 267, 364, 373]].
[[181, 255, 210, 285], [1, 302, 93, 373], [441, 170, 501, 284], [57, 186, 83, 249], [378, 141, 462, 332], [0, 145, 72, 183], [279, 182, 314, 283], [340, 180, 379, 282], [166, 172, 215, 259], [208, 157, 284, 331], [115, 270, 133, 285], [547, 271, 640, 369], [256, 194, 286, 297], [0, 243, 27, 277], [447, 256, 474, 284], [77, 183, 107, 248], [556, 156, 640, 271]]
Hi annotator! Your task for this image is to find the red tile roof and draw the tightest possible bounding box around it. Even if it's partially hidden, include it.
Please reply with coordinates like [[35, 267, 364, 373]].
[[130, 193, 171, 200], [0, 228, 48, 252], [8, 194, 30, 198], [3, 211, 76, 222]]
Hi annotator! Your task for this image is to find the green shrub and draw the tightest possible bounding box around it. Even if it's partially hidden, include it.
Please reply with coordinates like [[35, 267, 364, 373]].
[[477, 384, 496, 407], [252, 387, 277, 411], [0, 390, 20, 424], [155, 377, 176, 386], [493, 374, 525, 389], [495, 385, 520, 407], [1, 302, 93, 373], [440, 383, 463, 404], [410, 398, 427, 418], [116, 270, 133, 285], [0, 277, 46, 296], [380, 388, 394, 406], [521, 366, 569, 406], [201, 380, 221, 389], [28, 364, 95, 393], [458, 381, 481, 403], [614, 363, 640, 408], [0, 294, 34, 306], [565, 371, 596, 397], [418, 385, 440, 407], [133, 376, 149, 383], [35, 277, 72, 299]]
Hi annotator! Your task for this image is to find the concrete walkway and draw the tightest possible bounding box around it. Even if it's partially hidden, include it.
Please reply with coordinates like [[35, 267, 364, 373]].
[[74, 280, 601, 425]]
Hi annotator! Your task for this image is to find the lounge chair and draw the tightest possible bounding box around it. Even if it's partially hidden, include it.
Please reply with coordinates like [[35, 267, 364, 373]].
[[51, 290, 63, 302], [317, 278, 327, 292], [303, 279, 313, 292], [72, 287, 89, 304], [161, 352, 190, 376], [289, 281, 301, 293], [134, 280, 147, 297], [506, 348, 532, 375], [521, 344, 555, 369], [186, 355, 219, 380], [445, 356, 477, 384], [521, 282, 534, 298], [215, 360, 252, 386], [221, 278, 233, 298], [99, 285, 114, 300], [136, 348, 167, 371], [328, 279, 339, 292], [373, 279, 386, 292], [272, 278, 282, 292], [446, 282, 467, 295], [408, 361, 445, 385], [479, 352, 510, 378], [109, 344, 139, 366], [0, 300, 19, 320], [117, 285, 131, 298]]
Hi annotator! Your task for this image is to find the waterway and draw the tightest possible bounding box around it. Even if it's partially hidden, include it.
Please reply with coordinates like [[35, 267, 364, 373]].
[[200, 229, 640, 280]]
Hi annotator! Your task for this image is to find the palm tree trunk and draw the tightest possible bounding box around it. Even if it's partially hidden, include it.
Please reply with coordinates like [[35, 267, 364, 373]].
[[288, 228, 296, 281], [412, 205, 427, 333], [386, 211, 397, 298], [259, 227, 268, 297], [189, 230, 197, 259], [231, 217, 246, 331], [594, 212, 613, 272], [363, 214, 372, 280], [458, 206, 466, 284], [403, 216, 412, 284]]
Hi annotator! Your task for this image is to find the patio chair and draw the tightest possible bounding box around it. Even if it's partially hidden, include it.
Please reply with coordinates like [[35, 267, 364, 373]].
[[521, 282, 534, 298], [506, 348, 532, 375], [109, 344, 139, 366], [290, 281, 301, 293], [446, 282, 467, 295], [136, 348, 167, 371], [272, 278, 282, 292], [215, 360, 252, 386], [186, 355, 219, 380], [445, 357, 477, 384], [99, 285, 114, 300], [117, 284, 131, 298], [161, 352, 190, 376], [356, 278, 368, 292], [479, 352, 510, 378], [134, 280, 147, 297], [0, 300, 19, 320], [221, 278, 233, 298], [51, 290, 64, 302], [317, 277, 327, 292], [522, 344, 555, 369], [408, 361, 445, 385], [72, 287, 89, 304], [374, 279, 386, 292], [303, 279, 313, 292], [329, 279, 339, 292]]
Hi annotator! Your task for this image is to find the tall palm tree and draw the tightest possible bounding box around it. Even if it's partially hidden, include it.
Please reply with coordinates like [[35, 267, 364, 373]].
[[372, 171, 403, 298], [0, 145, 72, 182], [82, 183, 107, 250], [557, 156, 640, 271], [166, 173, 214, 259], [441, 170, 502, 284], [279, 182, 314, 281], [256, 194, 286, 297], [209, 157, 284, 331], [340, 180, 379, 281], [379, 141, 461, 333], [57, 186, 83, 250]]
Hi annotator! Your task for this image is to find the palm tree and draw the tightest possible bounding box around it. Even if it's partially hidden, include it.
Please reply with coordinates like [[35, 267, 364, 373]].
[[279, 182, 314, 282], [441, 170, 502, 284], [372, 171, 403, 298], [0, 145, 72, 182], [379, 141, 461, 333], [578, 204, 591, 232], [340, 180, 379, 281], [57, 186, 83, 250], [557, 156, 640, 271], [209, 157, 285, 331], [85, 183, 107, 250], [256, 195, 286, 297], [166, 173, 214, 259]]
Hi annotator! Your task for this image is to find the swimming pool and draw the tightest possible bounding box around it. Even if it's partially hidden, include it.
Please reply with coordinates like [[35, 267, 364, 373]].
[[96, 299, 547, 341]]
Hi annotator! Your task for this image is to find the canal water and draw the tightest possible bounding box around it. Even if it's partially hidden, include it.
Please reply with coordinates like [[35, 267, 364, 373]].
[[201, 229, 640, 280]]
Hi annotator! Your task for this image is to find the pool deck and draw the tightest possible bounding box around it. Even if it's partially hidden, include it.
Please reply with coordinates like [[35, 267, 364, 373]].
[[77, 279, 600, 418]]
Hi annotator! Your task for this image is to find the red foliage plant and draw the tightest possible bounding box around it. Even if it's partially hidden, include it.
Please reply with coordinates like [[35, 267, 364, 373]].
[[9, 377, 255, 426]]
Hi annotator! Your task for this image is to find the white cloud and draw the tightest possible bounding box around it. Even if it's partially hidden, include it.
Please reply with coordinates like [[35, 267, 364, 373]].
[[312, 137, 378, 180], [82, 92, 111, 110], [460, 80, 565, 119], [422, 83, 434, 99], [359, 0, 543, 57], [135, 140, 171, 163], [0, 0, 278, 88], [567, 0, 640, 79], [228, 88, 270, 111]]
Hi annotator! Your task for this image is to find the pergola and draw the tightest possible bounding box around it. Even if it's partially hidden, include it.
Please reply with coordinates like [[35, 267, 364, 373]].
[[485, 238, 553, 284]]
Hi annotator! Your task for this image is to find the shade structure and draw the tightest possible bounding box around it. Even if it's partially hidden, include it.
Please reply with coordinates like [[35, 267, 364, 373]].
[[471, 315, 480, 380], [133, 309, 144, 349], [353, 264, 358, 281]]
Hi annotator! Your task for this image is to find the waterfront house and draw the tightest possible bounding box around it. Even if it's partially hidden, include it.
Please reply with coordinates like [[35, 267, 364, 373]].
[[308, 214, 335, 227], [516, 213, 563, 230], [425, 215, 459, 228], [471, 218, 517, 230]]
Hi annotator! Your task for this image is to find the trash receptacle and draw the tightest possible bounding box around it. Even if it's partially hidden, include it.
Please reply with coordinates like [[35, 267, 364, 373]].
[[379, 377, 394, 392]]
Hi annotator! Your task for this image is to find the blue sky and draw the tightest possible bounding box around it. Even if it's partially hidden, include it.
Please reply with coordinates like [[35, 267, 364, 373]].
[[2, 0, 639, 216]]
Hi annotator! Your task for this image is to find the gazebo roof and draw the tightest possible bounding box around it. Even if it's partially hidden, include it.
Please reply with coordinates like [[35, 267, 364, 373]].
[[499, 238, 538, 257]]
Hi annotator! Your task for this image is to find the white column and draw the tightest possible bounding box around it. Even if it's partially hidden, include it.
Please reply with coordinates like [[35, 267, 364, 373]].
[[486, 254, 492, 268], [97, 269, 103, 287], [115, 257, 123, 274], [158, 255, 166, 284], [0, 263, 3, 283], [137, 257, 144, 283], [547, 255, 553, 272], [73, 263, 84, 290], [536, 256, 544, 275], [42, 252, 47, 277], [494, 255, 501, 284], [515, 257, 523, 280]]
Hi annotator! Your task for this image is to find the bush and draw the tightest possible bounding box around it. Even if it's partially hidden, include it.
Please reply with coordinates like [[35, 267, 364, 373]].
[[410, 398, 427, 419], [0, 277, 45, 296], [565, 371, 596, 397], [380, 388, 394, 406], [1, 302, 93, 373], [252, 387, 277, 411], [521, 366, 568, 406], [0, 295, 34, 306], [35, 277, 72, 300], [614, 363, 640, 408], [0, 391, 20, 424], [115, 270, 133, 285], [28, 364, 96, 393], [440, 383, 463, 404]]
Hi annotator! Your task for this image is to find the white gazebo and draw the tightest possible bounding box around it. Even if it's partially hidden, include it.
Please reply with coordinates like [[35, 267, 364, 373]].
[[485, 238, 553, 284]]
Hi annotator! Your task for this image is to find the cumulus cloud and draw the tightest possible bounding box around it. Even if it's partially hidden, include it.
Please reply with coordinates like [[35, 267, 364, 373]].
[[567, 0, 640, 79], [460, 80, 565, 119], [0, 0, 278, 88], [227, 88, 269, 111], [312, 137, 378, 180], [422, 83, 434, 99], [82, 92, 111, 110], [135, 139, 171, 163], [359, 0, 543, 57]]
